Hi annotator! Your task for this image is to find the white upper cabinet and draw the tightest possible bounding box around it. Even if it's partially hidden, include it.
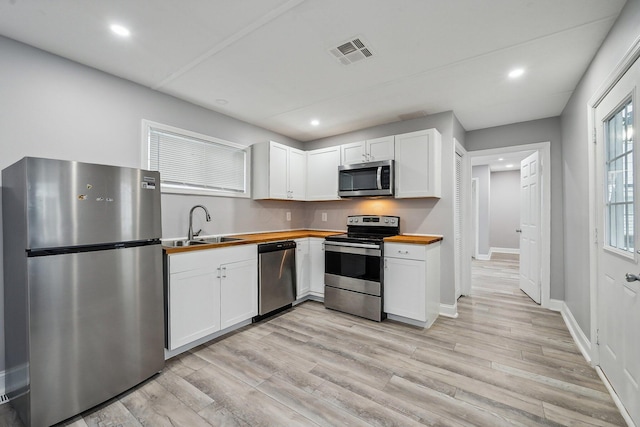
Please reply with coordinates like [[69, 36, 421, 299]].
[[306, 146, 340, 201], [341, 136, 394, 165], [253, 141, 306, 200], [394, 129, 442, 198]]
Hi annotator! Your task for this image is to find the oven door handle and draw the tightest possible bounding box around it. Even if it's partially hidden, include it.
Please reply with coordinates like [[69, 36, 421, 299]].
[[324, 242, 381, 256]]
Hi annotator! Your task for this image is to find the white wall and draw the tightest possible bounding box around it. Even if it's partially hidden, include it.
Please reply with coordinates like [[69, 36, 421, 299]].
[[466, 117, 564, 300], [307, 111, 462, 307], [489, 170, 520, 251], [561, 0, 640, 334], [0, 36, 308, 374], [471, 165, 491, 256]]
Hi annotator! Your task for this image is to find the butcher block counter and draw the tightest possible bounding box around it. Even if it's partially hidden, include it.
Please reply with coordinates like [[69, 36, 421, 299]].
[[384, 235, 443, 245], [163, 230, 342, 254]]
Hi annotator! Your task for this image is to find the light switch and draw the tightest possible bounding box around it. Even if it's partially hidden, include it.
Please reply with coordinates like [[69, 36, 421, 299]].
[[322, 212, 327, 222], [286, 212, 291, 221]]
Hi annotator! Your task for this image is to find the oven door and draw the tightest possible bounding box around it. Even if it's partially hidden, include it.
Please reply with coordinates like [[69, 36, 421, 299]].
[[324, 242, 381, 295]]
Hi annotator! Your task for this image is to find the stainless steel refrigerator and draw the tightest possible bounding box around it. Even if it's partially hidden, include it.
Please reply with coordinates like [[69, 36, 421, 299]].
[[3, 157, 165, 427]]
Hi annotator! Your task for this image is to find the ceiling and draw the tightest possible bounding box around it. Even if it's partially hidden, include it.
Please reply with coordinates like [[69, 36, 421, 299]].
[[0, 0, 627, 142], [471, 150, 535, 172]]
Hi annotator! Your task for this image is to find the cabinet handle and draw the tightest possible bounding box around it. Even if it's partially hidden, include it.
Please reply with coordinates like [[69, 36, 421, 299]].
[[321, 243, 325, 251], [384, 258, 388, 269], [216, 267, 221, 278], [398, 250, 409, 254], [222, 267, 227, 278]]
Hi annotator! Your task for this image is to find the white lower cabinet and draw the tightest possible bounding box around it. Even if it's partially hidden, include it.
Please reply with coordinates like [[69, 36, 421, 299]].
[[295, 238, 311, 299], [384, 242, 440, 328], [220, 258, 258, 330], [166, 244, 257, 351], [309, 238, 325, 298]]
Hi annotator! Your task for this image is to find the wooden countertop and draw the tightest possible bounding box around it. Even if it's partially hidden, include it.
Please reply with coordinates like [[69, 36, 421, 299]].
[[384, 235, 443, 245], [163, 230, 342, 254]]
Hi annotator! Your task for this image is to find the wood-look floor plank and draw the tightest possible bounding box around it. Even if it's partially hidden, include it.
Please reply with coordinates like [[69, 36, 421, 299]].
[[0, 257, 626, 427]]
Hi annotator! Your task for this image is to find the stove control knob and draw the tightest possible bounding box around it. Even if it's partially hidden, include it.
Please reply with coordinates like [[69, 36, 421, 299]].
[[348, 218, 353, 223], [384, 219, 389, 223], [354, 218, 359, 223]]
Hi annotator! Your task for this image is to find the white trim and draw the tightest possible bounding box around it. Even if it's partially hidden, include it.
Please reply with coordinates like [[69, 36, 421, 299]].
[[469, 142, 551, 309], [489, 247, 520, 256], [387, 313, 436, 328], [472, 177, 480, 259], [0, 370, 4, 398], [439, 302, 459, 318], [164, 319, 252, 359], [560, 302, 592, 365], [596, 366, 637, 427], [476, 253, 491, 261], [547, 298, 564, 312]]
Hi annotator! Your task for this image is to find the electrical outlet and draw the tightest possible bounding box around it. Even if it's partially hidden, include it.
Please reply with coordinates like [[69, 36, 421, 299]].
[[322, 212, 327, 222], [286, 212, 291, 221]]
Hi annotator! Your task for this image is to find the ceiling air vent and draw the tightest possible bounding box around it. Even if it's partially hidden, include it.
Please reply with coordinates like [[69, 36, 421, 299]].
[[329, 37, 374, 65]]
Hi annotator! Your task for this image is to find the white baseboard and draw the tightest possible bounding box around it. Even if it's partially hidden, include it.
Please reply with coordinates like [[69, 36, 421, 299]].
[[546, 298, 563, 312], [476, 253, 491, 261], [560, 302, 592, 364], [490, 247, 520, 255], [595, 366, 637, 427], [439, 302, 459, 318]]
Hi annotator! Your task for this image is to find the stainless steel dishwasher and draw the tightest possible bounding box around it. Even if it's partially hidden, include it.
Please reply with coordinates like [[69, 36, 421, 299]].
[[256, 240, 297, 320]]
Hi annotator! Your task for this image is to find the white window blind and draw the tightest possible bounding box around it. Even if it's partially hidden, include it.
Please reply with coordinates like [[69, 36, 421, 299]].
[[146, 123, 249, 196]]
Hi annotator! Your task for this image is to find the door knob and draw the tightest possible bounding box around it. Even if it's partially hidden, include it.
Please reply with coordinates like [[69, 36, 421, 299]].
[[625, 273, 640, 282]]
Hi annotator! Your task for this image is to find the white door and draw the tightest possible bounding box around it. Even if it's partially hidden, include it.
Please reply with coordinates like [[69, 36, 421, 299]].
[[595, 57, 640, 426], [519, 152, 541, 303]]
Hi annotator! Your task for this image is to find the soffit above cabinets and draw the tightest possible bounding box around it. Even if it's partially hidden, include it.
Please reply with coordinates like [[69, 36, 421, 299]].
[[0, 0, 626, 141]]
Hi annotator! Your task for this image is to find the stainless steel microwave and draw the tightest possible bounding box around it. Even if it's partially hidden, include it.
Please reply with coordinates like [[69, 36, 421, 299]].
[[338, 160, 394, 197]]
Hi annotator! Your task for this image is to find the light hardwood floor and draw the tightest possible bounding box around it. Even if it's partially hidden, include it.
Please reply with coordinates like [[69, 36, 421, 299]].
[[0, 258, 626, 426]]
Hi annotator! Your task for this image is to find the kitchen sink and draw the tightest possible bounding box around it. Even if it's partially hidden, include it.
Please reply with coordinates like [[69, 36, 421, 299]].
[[194, 236, 242, 244], [164, 236, 242, 247]]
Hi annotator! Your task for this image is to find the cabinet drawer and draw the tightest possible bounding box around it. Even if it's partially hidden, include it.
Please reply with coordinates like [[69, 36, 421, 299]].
[[384, 243, 425, 261], [168, 249, 215, 274]]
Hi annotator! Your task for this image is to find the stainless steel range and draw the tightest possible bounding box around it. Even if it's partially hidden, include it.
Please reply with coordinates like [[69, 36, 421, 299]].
[[324, 215, 400, 321]]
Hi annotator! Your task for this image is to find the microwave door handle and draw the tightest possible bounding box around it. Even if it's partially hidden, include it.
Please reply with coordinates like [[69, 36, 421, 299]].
[[376, 166, 382, 190]]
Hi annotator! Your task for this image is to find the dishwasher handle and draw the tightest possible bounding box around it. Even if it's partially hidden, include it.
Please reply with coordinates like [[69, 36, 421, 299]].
[[258, 240, 297, 253]]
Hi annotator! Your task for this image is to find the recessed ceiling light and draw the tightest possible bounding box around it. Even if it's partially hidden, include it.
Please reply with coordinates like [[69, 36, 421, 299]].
[[508, 68, 524, 79], [498, 157, 504, 161], [310, 119, 320, 126], [506, 164, 514, 168], [110, 24, 130, 37]]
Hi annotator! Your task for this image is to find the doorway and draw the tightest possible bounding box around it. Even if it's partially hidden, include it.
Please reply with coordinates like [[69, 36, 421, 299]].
[[466, 142, 551, 308]]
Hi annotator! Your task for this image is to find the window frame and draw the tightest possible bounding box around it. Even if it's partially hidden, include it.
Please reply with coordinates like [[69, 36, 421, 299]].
[[141, 120, 251, 198]]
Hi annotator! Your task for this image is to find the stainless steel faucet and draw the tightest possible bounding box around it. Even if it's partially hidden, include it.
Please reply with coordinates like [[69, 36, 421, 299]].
[[188, 205, 211, 240]]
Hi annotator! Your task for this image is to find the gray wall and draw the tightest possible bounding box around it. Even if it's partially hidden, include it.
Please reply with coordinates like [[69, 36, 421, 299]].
[[472, 166, 491, 256], [307, 111, 460, 307], [0, 36, 308, 374], [490, 170, 520, 250], [560, 0, 640, 334], [466, 117, 564, 300]]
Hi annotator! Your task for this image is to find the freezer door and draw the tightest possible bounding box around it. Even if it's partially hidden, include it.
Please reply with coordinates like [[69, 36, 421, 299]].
[[24, 158, 161, 248], [26, 244, 164, 427]]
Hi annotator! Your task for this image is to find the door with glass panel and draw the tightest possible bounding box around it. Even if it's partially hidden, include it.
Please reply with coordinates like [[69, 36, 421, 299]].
[[595, 57, 639, 426]]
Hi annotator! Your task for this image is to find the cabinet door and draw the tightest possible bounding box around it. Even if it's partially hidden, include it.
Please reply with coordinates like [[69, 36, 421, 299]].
[[367, 136, 395, 162], [384, 257, 426, 322], [341, 141, 366, 165], [306, 147, 340, 200], [168, 266, 221, 350], [288, 147, 307, 200], [309, 239, 325, 296], [295, 238, 311, 299], [220, 258, 258, 329], [395, 129, 442, 198], [269, 142, 289, 199]]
